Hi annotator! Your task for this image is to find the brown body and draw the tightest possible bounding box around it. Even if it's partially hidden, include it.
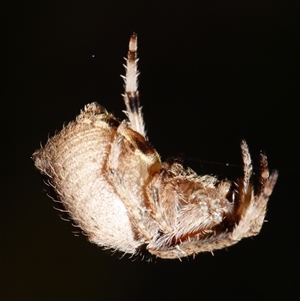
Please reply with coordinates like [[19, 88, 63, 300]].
[[33, 34, 278, 259]]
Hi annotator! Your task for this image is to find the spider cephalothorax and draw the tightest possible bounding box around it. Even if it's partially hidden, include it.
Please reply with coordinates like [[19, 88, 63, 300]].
[[33, 34, 278, 259]]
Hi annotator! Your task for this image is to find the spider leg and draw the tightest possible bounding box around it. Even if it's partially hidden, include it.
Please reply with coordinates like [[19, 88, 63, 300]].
[[105, 121, 161, 242], [231, 145, 278, 240], [241, 140, 253, 198], [121, 33, 146, 138], [245, 153, 278, 234], [258, 151, 270, 194], [146, 165, 179, 234]]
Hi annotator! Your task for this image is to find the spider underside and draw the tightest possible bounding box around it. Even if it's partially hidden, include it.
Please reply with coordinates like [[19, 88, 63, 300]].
[[33, 34, 278, 259]]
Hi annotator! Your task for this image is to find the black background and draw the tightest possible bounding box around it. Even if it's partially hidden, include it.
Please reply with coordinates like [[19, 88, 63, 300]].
[[2, 1, 299, 300]]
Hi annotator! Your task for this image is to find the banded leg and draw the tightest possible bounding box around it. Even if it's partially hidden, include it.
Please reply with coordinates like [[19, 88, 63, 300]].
[[231, 143, 278, 240], [122, 33, 146, 138]]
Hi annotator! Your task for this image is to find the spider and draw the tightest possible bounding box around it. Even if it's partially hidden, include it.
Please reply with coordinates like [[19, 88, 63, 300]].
[[33, 34, 278, 259]]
